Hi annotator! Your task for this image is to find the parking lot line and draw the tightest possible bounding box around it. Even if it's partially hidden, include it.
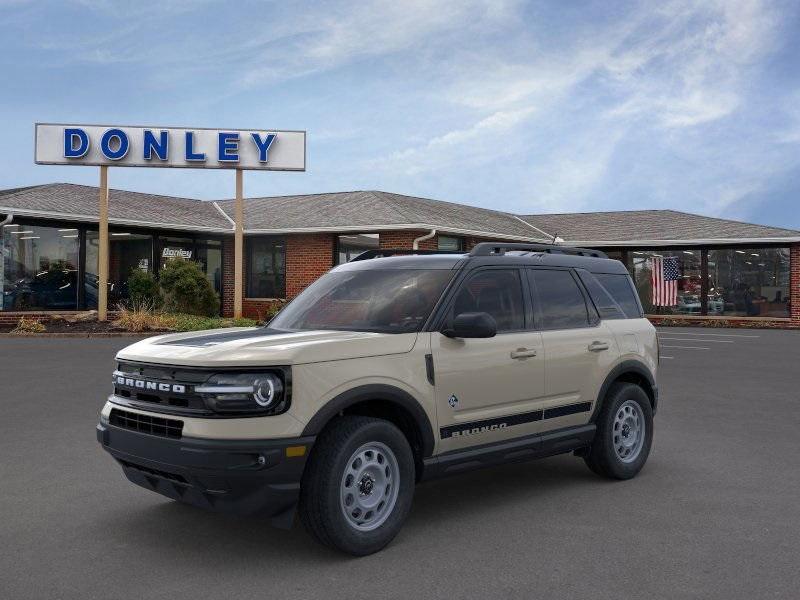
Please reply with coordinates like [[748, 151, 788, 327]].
[[660, 345, 710, 350], [657, 337, 733, 343], [660, 356, 674, 359], [657, 332, 760, 338]]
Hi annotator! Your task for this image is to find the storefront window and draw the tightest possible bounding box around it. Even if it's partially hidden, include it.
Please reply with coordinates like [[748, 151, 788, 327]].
[[336, 234, 379, 264], [196, 240, 223, 295], [159, 236, 194, 271], [2, 223, 80, 310], [85, 231, 154, 308], [247, 236, 285, 298], [707, 248, 790, 318], [631, 249, 702, 315]]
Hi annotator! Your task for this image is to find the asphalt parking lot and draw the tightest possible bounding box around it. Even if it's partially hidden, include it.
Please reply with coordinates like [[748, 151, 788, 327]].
[[1, 327, 799, 600]]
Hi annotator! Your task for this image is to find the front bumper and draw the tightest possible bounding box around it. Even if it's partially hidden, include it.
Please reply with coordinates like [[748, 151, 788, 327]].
[[97, 422, 314, 528]]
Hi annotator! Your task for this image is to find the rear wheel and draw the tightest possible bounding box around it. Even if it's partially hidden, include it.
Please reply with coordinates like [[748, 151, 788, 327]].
[[584, 383, 653, 479], [299, 416, 415, 555]]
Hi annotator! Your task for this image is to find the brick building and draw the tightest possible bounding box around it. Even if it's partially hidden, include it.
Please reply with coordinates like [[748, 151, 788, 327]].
[[2, 183, 799, 328]]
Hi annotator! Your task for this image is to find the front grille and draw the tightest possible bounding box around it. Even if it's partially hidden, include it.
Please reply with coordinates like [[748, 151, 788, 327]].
[[109, 408, 184, 439], [113, 362, 210, 413]]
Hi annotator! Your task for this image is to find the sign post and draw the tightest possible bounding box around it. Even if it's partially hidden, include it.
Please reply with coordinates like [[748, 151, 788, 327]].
[[34, 124, 306, 321], [234, 169, 244, 319], [98, 166, 109, 320]]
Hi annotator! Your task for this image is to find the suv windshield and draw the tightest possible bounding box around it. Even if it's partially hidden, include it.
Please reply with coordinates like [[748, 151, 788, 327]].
[[269, 269, 454, 333]]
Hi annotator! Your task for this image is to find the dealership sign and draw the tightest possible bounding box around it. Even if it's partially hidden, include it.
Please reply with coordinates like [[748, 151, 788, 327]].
[[34, 123, 306, 171], [162, 247, 192, 260]]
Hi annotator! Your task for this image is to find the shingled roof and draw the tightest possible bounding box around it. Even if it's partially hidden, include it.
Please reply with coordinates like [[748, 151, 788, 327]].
[[1, 183, 798, 244], [0, 183, 231, 232], [215, 190, 548, 240], [519, 210, 800, 245]]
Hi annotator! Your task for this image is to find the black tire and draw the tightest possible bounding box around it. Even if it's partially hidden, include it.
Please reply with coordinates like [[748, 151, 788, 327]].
[[584, 382, 653, 480], [299, 415, 415, 556]]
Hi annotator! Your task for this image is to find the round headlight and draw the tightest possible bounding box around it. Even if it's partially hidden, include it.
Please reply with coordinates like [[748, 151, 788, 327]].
[[253, 376, 282, 407]]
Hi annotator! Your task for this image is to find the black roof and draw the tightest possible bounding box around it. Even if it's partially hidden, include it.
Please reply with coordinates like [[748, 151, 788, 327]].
[[335, 247, 629, 275]]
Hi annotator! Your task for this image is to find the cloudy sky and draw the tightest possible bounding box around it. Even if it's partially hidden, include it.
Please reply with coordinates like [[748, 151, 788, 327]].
[[1, 0, 798, 228]]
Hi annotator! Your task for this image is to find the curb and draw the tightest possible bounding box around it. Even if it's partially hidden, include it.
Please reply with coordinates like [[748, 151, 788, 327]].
[[0, 332, 165, 338]]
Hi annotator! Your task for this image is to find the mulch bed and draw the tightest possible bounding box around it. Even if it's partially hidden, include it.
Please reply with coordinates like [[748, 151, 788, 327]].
[[0, 317, 170, 335]]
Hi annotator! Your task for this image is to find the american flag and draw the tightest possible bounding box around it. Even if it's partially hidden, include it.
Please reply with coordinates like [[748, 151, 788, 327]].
[[651, 256, 679, 306]]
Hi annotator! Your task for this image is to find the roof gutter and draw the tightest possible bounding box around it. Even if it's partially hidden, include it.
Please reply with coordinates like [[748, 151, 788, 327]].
[[243, 223, 550, 242], [0, 206, 231, 233], [413, 228, 437, 250], [565, 237, 800, 247], [0, 212, 12, 227]]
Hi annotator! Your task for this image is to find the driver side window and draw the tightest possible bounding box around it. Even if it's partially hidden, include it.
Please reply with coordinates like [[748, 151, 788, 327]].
[[450, 269, 525, 332]]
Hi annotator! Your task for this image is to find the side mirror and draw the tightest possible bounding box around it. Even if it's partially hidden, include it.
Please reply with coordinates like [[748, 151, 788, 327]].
[[442, 312, 497, 339]]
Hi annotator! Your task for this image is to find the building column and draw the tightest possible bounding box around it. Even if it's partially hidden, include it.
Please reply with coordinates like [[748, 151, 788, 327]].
[[221, 237, 235, 318], [285, 233, 336, 297]]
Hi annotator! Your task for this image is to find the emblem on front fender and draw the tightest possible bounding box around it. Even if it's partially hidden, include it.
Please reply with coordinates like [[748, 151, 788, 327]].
[[448, 394, 458, 408]]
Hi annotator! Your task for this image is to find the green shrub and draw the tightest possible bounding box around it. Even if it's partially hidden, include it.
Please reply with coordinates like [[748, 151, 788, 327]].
[[158, 259, 220, 316], [127, 269, 162, 308], [169, 314, 258, 332]]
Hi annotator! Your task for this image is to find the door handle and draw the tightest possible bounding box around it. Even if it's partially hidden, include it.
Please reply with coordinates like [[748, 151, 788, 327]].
[[510, 348, 538, 359], [588, 341, 610, 352]]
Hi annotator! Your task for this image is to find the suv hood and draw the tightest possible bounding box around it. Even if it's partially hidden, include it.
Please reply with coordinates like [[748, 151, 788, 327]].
[[116, 327, 419, 367]]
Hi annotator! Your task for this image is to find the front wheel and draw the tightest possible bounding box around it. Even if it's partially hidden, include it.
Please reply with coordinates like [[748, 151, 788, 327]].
[[299, 416, 415, 555], [584, 383, 653, 479]]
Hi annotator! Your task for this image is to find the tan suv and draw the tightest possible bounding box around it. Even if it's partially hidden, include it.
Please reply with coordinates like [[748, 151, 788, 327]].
[[97, 243, 658, 555]]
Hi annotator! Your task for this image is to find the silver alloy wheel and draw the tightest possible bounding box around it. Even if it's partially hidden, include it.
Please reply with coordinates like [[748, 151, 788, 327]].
[[613, 400, 646, 463], [340, 441, 400, 532]]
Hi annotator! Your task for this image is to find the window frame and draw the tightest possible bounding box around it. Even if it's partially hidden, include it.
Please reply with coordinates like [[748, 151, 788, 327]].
[[334, 233, 380, 265], [527, 266, 600, 331], [437, 266, 533, 335], [245, 235, 286, 299], [437, 235, 465, 252], [575, 269, 627, 320]]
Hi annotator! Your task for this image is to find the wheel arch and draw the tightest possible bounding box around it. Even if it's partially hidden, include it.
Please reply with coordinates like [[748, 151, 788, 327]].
[[301, 384, 436, 471], [591, 360, 657, 422]]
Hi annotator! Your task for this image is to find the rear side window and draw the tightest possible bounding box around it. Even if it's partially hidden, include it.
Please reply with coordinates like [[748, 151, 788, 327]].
[[577, 270, 626, 320], [529, 269, 590, 329], [594, 273, 643, 318]]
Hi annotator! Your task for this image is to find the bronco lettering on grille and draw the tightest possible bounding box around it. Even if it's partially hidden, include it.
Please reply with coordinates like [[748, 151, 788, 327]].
[[115, 375, 186, 394]]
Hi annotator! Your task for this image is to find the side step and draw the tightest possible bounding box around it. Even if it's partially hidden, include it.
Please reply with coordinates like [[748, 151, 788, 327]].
[[421, 424, 595, 481]]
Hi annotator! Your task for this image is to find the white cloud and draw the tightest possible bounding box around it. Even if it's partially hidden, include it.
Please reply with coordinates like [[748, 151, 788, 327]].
[[238, 0, 521, 88], [378, 106, 535, 175]]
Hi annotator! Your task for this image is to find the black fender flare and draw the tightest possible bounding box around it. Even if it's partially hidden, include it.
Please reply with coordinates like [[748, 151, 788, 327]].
[[301, 384, 436, 457], [591, 359, 658, 421]]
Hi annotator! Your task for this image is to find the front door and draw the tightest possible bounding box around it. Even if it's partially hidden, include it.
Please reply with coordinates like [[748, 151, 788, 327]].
[[431, 268, 546, 452]]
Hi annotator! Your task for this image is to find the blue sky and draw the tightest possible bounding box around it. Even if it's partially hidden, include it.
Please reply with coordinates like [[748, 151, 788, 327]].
[[1, 0, 799, 228]]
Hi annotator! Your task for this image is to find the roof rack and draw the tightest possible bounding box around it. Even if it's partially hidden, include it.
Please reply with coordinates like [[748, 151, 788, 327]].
[[469, 242, 607, 259], [349, 248, 465, 262]]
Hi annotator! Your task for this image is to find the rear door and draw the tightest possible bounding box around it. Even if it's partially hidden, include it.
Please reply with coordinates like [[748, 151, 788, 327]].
[[431, 267, 545, 452], [528, 268, 619, 430]]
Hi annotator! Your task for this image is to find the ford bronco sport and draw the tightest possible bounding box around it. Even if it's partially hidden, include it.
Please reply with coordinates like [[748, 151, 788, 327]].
[[97, 242, 658, 555]]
